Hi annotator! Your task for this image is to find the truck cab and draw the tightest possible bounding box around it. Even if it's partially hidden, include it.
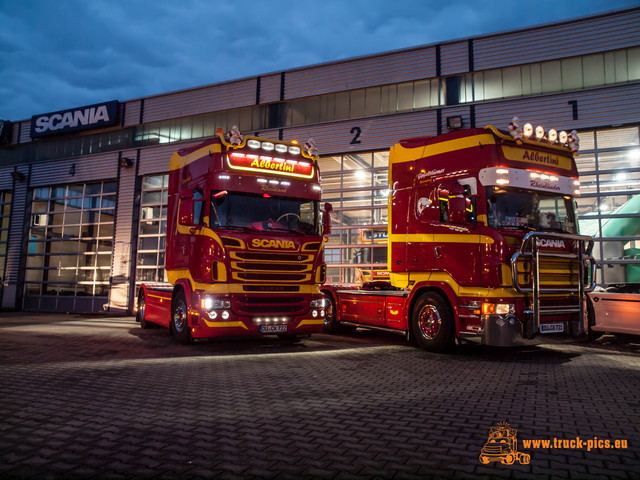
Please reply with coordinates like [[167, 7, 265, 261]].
[[323, 118, 596, 352], [138, 128, 330, 343]]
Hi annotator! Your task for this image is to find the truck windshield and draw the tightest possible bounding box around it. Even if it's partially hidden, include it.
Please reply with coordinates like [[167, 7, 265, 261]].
[[486, 187, 578, 233], [210, 191, 320, 235]]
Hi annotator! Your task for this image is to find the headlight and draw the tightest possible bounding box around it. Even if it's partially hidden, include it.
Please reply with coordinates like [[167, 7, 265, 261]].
[[482, 303, 515, 315], [311, 298, 326, 308], [201, 297, 231, 311]]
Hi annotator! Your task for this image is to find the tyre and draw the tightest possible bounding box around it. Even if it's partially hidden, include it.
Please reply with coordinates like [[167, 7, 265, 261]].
[[322, 293, 339, 333], [411, 292, 455, 353], [586, 296, 601, 341], [479, 455, 490, 464], [171, 290, 192, 344], [137, 291, 151, 329]]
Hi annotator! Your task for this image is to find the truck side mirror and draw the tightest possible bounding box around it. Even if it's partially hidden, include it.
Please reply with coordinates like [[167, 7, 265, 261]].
[[178, 198, 195, 226], [322, 202, 333, 235], [448, 196, 468, 224]]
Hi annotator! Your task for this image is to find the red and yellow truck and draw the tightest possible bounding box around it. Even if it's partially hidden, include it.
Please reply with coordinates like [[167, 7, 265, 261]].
[[322, 118, 596, 352], [137, 128, 330, 343]]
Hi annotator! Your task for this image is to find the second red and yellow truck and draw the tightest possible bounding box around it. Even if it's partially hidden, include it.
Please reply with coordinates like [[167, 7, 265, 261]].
[[322, 118, 596, 352]]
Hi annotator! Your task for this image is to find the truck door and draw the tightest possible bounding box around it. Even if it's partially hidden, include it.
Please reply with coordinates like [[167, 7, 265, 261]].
[[432, 180, 481, 286], [407, 185, 437, 273]]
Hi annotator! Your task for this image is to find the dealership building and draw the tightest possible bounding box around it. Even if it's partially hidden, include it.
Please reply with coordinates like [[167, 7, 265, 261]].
[[0, 7, 639, 314]]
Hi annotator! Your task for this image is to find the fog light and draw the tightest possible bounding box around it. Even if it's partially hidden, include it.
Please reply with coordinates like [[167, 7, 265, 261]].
[[320, 309, 325, 317], [312, 310, 318, 317], [221, 311, 230, 320], [208, 311, 218, 320]]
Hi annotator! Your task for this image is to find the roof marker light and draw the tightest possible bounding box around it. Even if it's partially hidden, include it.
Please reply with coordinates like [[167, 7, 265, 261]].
[[535, 126, 545, 140], [523, 123, 534, 139], [247, 139, 260, 149], [275, 144, 287, 153], [548, 129, 558, 143], [559, 131, 568, 144], [261, 141, 274, 151], [288, 145, 301, 155]]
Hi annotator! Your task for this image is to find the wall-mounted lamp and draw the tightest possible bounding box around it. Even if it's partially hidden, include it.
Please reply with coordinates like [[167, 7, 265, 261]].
[[119, 157, 134, 168], [11, 170, 26, 182], [446, 116, 463, 130]]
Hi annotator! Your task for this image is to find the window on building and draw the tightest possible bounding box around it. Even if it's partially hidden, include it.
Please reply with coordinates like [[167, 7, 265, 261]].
[[24, 181, 116, 311], [136, 174, 169, 286]]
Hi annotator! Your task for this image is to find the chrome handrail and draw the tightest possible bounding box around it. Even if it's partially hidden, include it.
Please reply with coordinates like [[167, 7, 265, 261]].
[[510, 231, 597, 337]]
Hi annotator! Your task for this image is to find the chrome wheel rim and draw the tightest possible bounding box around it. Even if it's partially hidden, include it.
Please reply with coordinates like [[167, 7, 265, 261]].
[[418, 305, 441, 339], [139, 298, 145, 320], [173, 301, 187, 332]]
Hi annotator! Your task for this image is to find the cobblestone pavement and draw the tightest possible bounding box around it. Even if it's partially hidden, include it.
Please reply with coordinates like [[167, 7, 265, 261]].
[[0, 312, 639, 479]]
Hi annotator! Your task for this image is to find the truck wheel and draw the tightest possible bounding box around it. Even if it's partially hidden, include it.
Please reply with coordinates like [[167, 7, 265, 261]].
[[322, 293, 339, 333], [411, 292, 454, 353], [479, 455, 490, 464], [586, 296, 601, 341], [137, 291, 150, 329], [171, 291, 192, 345]]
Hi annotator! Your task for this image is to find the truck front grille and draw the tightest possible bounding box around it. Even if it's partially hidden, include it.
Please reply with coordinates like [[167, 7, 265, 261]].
[[229, 250, 315, 283]]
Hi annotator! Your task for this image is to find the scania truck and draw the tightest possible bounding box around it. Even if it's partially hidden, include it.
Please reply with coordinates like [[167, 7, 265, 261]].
[[137, 127, 330, 343], [322, 118, 596, 352]]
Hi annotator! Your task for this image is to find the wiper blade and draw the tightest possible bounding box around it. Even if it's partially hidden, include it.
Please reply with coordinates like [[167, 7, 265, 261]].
[[265, 226, 306, 235], [218, 225, 261, 232]]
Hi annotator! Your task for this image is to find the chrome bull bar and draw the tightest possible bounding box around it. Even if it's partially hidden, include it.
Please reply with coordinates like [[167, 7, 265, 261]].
[[510, 232, 597, 338]]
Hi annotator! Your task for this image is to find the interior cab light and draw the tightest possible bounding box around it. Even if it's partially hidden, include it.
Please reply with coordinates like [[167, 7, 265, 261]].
[[247, 139, 261, 149]]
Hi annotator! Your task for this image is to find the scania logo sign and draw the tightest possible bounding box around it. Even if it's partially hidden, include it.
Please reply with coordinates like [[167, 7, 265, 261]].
[[30, 100, 119, 138], [539, 239, 565, 248], [251, 238, 297, 250]]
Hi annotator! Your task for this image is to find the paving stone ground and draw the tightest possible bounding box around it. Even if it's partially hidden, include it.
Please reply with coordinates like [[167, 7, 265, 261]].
[[0, 312, 638, 479]]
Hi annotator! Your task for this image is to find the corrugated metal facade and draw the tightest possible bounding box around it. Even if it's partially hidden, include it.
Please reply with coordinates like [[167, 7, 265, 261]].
[[440, 41, 469, 76], [474, 8, 640, 70], [109, 151, 138, 313], [259, 74, 282, 104], [474, 83, 640, 132], [141, 79, 257, 123], [29, 152, 119, 187], [1, 174, 28, 308], [284, 47, 437, 99]]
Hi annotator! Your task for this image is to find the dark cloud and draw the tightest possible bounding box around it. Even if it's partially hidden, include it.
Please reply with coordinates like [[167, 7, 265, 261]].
[[0, 0, 638, 121]]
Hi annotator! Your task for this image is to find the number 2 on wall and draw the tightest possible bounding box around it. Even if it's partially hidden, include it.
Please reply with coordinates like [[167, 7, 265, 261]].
[[350, 126, 362, 145]]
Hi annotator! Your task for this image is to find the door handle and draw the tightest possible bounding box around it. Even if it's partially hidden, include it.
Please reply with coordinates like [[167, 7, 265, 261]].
[[434, 246, 443, 258]]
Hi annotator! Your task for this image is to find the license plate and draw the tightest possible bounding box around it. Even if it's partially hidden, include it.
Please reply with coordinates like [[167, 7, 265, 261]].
[[540, 322, 564, 333], [259, 324, 288, 334]]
